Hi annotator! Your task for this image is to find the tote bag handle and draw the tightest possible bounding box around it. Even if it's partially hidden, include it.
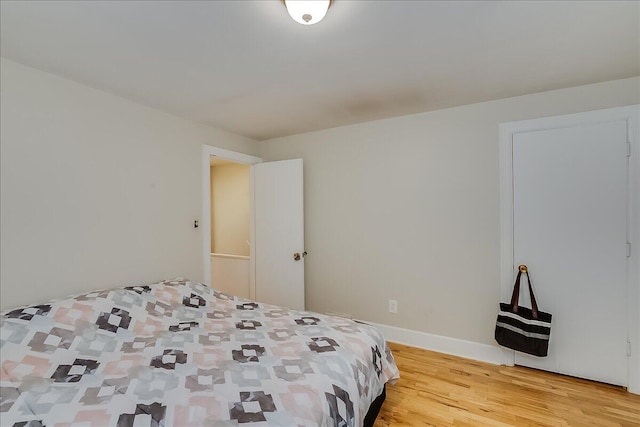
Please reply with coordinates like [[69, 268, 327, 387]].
[[510, 265, 540, 319]]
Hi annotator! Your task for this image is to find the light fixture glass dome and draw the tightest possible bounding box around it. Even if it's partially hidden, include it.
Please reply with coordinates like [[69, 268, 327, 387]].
[[284, 0, 331, 25]]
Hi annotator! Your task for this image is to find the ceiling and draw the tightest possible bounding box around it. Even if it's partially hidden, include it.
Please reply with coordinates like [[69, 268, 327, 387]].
[[1, 1, 638, 141]]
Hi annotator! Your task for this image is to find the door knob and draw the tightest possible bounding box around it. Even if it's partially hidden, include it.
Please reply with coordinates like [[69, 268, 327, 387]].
[[293, 251, 308, 261]]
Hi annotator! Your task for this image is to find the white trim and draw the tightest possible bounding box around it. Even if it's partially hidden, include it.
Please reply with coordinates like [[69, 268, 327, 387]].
[[362, 321, 504, 365], [499, 105, 640, 394], [211, 253, 250, 260], [204, 146, 262, 165], [249, 166, 256, 301], [202, 145, 262, 301]]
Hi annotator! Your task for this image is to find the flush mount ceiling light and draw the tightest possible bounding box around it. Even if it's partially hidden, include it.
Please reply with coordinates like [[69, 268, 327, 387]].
[[283, 0, 332, 25]]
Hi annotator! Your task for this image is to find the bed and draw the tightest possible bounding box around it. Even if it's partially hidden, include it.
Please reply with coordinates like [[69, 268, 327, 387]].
[[0, 279, 399, 426]]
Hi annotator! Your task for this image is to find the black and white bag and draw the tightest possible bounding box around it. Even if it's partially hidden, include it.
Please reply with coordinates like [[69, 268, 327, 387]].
[[495, 265, 552, 357]]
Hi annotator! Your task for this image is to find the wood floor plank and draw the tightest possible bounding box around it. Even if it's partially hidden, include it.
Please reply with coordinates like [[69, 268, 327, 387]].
[[375, 342, 640, 426]]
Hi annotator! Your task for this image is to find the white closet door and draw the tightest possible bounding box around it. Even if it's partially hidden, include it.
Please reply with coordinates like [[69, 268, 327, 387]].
[[512, 120, 628, 386]]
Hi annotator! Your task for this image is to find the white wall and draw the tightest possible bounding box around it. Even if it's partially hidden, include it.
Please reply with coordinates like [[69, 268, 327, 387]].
[[0, 58, 258, 310], [259, 77, 640, 347], [210, 163, 250, 256], [211, 255, 250, 299]]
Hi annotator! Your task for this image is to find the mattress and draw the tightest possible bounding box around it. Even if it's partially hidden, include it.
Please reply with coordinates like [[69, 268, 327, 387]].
[[0, 279, 399, 426]]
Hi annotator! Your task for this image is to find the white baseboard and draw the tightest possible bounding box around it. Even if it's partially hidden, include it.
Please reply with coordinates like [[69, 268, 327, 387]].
[[361, 320, 505, 365], [360, 320, 640, 395]]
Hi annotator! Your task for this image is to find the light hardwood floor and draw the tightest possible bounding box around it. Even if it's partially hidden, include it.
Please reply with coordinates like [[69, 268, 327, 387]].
[[375, 342, 640, 427]]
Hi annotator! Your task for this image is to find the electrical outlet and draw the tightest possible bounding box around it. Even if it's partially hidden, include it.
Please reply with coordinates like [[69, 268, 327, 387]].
[[388, 299, 398, 314]]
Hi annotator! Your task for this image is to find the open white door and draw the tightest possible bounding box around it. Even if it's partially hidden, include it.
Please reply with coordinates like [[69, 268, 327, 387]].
[[254, 159, 305, 310]]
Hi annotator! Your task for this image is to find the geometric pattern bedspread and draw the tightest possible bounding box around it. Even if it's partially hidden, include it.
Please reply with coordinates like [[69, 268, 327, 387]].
[[0, 279, 399, 426]]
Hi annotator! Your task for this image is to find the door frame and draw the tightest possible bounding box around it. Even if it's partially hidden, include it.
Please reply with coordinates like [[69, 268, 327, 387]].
[[499, 105, 640, 394], [202, 145, 262, 300]]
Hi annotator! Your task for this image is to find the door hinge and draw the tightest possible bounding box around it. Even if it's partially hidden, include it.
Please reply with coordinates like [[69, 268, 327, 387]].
[[627, 242, 632, 258], [628, 340, 632, 357]]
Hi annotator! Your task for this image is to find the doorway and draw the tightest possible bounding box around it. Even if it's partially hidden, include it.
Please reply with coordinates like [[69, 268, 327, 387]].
[[201, 146, 262, 300], [201, 146, 306, 310], [210, 157, 251, 298]]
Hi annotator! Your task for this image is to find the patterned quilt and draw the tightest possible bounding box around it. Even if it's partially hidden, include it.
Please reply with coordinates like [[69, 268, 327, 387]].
[[0, 279, 399, 426]]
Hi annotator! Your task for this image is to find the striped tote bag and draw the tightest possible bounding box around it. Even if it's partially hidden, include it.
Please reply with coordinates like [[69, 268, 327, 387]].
[[495, 265, 552, 357]]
